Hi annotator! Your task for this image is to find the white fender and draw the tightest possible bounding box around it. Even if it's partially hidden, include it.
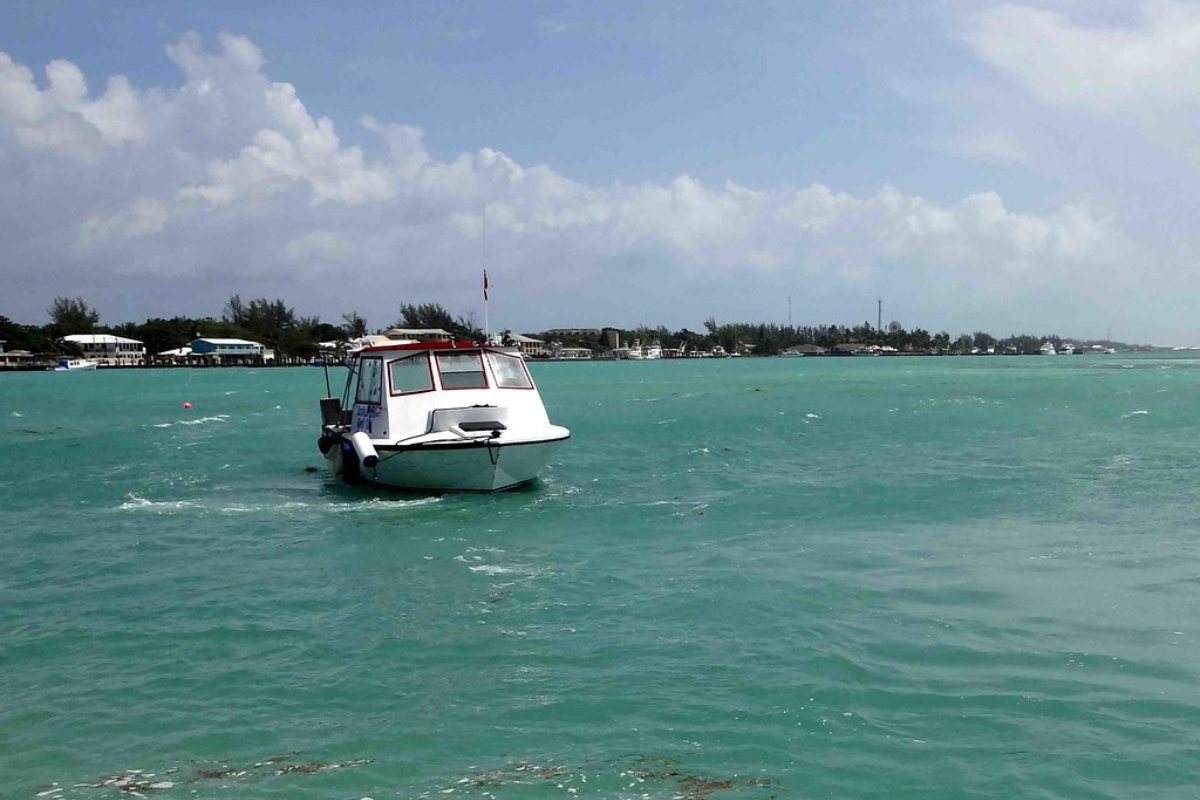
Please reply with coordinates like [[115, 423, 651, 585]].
[[350, 431, 379, 468]]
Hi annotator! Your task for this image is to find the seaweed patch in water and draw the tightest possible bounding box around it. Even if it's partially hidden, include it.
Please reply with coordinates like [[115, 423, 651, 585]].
[[676, 775, 735, 800], [444, 754, 771, 799], [52, 753, 372, 797], [65, 769, 179, 794], [464, 762, 567, 787]]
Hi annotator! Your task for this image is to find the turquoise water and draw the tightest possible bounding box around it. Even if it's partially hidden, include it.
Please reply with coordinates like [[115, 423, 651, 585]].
[[2, 356, 1199, 799]]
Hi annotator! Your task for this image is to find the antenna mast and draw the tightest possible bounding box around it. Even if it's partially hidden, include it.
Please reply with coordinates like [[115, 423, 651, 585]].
[[482, 204, 488, 341]]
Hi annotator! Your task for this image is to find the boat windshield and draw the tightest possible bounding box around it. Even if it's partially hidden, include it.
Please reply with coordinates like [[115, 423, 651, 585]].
[[388, 352, 434, 395], [436, 352, 488, 390], [356, 357, 384, 404], [487, 351, 533, 389]]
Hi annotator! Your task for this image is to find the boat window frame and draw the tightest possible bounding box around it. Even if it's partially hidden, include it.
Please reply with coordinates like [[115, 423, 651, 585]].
[[355, 356, 385, 405], [387, 351, 437, 396], [435, 350, 490, 391], [486, 351, 535, 390]]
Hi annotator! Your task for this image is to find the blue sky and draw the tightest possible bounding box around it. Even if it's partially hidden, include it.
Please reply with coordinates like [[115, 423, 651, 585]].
[[1, 1, 1197, 343]]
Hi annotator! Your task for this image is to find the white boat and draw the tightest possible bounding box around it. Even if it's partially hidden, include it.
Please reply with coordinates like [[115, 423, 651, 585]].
[[1039, 341, 1058, 355], [317, 339, 569, 492], [644, 341, 663, 360], [52, 358, 98, 371]]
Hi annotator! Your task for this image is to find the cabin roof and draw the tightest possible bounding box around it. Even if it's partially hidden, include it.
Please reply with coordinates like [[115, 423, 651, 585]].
[[381, 328, 454, 339], [360, 339, 487, 354]]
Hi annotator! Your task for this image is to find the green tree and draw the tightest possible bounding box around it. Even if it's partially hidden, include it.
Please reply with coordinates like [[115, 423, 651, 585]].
[[48, 296, 99, 335], [341, 311, 368, 338], [279, 329, 319, 360], [396, 303, 483, 340], [131, 317, 203, 355], [0, 316, 56, 353], [973, 331, 997, 351], [221, 295, 315, 359]]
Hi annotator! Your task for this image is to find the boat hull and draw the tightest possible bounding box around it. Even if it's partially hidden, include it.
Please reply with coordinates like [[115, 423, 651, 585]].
[[52, 360, 98, 371], [325, 434, 568, 492]]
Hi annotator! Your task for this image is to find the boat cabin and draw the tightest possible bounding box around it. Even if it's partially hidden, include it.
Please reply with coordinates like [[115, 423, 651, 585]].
[[343, 341, 550, 443]]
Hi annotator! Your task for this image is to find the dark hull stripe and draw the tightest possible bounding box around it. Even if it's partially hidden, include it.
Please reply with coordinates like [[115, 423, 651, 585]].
[[372, 435, 570, 454]]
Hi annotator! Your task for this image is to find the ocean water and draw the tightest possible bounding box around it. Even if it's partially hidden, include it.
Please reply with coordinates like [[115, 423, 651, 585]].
[[2, 355, 1199, 799]]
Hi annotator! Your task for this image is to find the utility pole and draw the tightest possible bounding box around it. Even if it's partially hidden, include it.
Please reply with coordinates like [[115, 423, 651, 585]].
[[877, 299, 882, 331]]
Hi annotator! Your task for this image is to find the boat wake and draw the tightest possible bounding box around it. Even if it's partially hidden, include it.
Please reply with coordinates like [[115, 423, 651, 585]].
[[118, 493, 440, 515], [324, 496, 442, 513]]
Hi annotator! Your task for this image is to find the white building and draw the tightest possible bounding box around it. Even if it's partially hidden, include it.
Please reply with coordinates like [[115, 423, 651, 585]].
[[503, 332, 546, 358], [190, 338, 265, 364], [61, 334, 146, 366]]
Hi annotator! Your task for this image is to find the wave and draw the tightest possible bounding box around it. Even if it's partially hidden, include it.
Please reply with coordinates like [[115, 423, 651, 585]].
[[118, 494, 202, 512], [468, 564, 530, 576], [178, 414, 231, 426], [152, 414, 232, 428], [324, 496, 442, 512]]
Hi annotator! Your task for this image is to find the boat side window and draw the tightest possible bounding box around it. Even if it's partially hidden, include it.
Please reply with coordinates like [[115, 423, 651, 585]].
[[436, 352, 488, 390], [388, 352, 434, 395], [487, 351, 533, 389], [355, 357, 384, 404]]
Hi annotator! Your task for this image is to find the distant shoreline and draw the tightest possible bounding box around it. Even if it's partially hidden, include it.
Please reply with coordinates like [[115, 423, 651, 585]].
[[2, 350, 1158, 373]]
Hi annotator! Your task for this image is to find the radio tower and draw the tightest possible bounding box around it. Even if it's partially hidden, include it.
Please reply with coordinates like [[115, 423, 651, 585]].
[[877, 298, 882, 331]]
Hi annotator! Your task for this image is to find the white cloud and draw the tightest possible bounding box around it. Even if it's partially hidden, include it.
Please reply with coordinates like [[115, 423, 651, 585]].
[[963, 1, 1200, 110], [180, 81, 393, 206], [0, 53, 147, 159], [81, 198, 169, 244], [0, 32, 1158, 338]]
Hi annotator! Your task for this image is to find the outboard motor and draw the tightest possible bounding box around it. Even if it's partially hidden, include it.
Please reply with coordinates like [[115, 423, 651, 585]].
[[341, 441, 361, 484]]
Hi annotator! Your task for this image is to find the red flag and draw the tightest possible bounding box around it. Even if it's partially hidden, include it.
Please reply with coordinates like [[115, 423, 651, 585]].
[[483, 270, 489, 301]]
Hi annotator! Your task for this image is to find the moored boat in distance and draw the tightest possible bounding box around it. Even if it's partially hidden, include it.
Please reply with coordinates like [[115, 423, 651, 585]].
[[1039, 341, 1058, 355], [317, 339, 569, 492], [51, 358, 98, 371]]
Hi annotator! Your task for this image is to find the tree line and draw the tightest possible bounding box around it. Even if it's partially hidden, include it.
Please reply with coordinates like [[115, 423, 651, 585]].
[[1, 295, 1131, 360], [569, 320, 1131, 356], [0, 296, 482, 361]]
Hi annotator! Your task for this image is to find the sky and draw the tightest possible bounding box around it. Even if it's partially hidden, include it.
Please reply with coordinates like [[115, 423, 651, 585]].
[[1, 0, 1197, 343]]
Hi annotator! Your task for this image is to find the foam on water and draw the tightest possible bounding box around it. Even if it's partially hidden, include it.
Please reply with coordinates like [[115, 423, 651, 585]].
[[118, 493, 202, 512], [177, 414, 230, 426], [117, 493, 441, 516]]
